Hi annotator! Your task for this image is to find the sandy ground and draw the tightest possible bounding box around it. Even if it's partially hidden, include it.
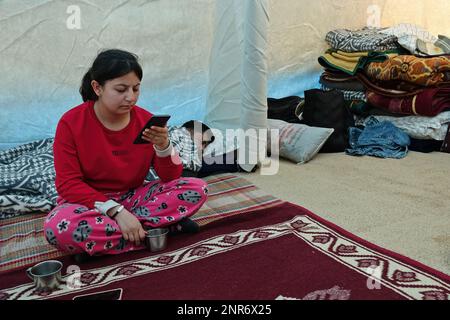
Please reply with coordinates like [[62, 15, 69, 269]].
[[236, 151, 450, 275]]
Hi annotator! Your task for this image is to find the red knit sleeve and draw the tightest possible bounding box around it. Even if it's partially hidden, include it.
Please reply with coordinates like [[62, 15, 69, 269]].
[[152, 148, 183, 182], [53, 119, 109, 208]]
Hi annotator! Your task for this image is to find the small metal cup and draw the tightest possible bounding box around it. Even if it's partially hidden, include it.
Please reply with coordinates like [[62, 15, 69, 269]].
[[26, 260, 63, 292], [145, 228, 169, 252]]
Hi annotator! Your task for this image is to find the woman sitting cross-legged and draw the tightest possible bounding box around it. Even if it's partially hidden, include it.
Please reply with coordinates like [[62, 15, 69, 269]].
[[44, 49, 208, 260]]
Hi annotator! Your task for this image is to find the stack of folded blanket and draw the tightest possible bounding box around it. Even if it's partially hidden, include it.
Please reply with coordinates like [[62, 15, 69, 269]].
[[317, 24, 450, 155], [318, 27, 401, 103]]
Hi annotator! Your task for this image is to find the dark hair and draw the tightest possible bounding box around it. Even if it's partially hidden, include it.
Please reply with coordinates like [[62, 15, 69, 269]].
[[182, 120, 212, 134], [80, 49, 143, 102], [182, 120, 215, 144]]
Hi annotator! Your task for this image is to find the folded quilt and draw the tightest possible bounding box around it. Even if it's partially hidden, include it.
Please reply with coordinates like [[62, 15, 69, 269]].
[[436, 35, 450, 54], [356, 72, 425, 98], [321, 85, 366, 102], [379, 23, 450, 56], [367, 87, 450, 117], [318, 50, 398, 75], [319, 71, 366, 92], [365, 111, 450, 141], [326, 28, 399, 53], [365, 55, 450, 87]]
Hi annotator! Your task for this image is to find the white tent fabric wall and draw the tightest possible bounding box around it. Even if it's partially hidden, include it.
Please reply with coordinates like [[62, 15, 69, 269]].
[[204, 0, 244, 131], [239, 0, 269, 169], [267, 0, 380, 98], [204, 0, 269, 167], [0, 0, 217, 150], [205, 0, 269, 132], [380, 0, 450, 35], [1, 0, 449, 151]]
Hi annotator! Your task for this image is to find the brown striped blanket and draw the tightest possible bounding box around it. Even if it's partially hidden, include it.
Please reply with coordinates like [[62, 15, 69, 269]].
[[0, 174, 283, 273]]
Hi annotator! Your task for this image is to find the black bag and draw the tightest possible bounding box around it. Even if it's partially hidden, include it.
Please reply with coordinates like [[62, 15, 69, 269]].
[[441, 125, 450, 153], [267, 96, 304, 123], [301, 89, 355, 153]]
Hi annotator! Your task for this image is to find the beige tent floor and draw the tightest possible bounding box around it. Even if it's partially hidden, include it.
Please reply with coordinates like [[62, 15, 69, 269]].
[[236, 151, 450, 275]]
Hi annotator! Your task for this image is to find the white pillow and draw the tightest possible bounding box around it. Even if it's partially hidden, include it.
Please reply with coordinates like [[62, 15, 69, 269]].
[[268, 119, 334, 164]]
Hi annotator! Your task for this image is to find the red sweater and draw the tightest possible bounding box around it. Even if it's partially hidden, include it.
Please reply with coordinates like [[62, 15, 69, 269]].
[[53, 100, 182, 208]]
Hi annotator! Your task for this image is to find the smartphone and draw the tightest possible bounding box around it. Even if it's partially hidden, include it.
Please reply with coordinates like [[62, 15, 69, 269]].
[[134, 115, 171, 144]]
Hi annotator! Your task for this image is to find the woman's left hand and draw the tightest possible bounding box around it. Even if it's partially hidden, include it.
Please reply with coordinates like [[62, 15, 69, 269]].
[[142, 126, 170, 150]]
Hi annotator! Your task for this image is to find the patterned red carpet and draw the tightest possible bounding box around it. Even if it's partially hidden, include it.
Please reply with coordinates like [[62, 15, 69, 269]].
[[1, 202, 448, 300]]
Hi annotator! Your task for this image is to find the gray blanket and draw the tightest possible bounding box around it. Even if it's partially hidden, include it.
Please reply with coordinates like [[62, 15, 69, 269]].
[[0, 138, 57, 219]]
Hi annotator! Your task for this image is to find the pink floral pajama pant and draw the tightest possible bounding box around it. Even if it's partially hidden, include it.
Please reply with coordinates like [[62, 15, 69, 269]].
[[43, 178, 208, 256]]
